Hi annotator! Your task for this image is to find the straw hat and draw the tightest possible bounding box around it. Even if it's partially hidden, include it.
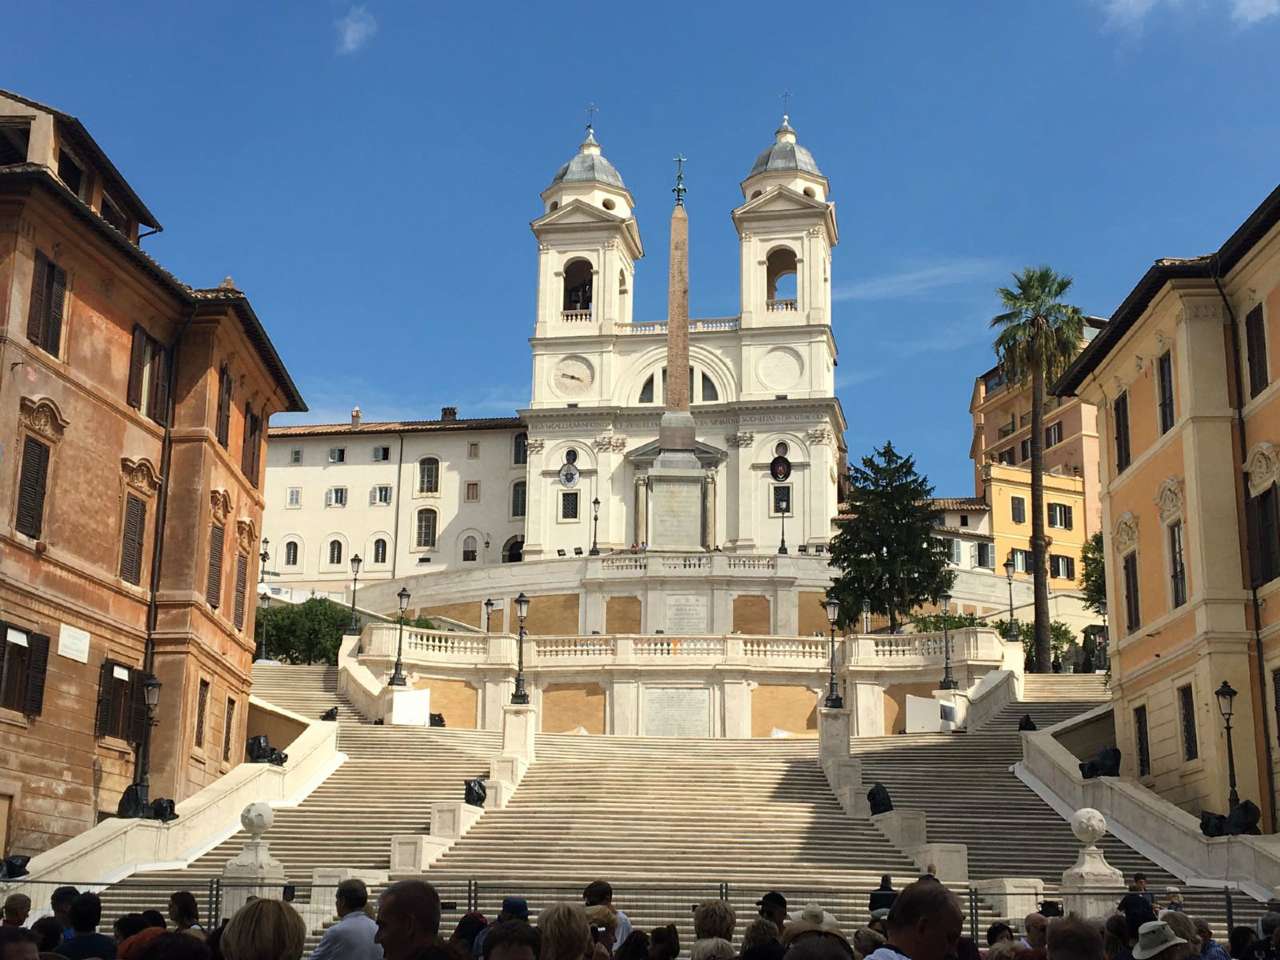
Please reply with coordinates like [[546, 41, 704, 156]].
[[1132, 921, 1188, 960], [781, 903, 850, 950]]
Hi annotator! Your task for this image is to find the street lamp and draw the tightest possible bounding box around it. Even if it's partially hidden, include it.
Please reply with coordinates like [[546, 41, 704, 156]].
[[939, 591, 957, 690], [133, 673, 162, 812], [389, 587, 410, 686], [1215, 681, 1241, 810], [824, 596, 843, 708], [778, 496, 789, 556], [512, 592, 530, 704], [256, 539, 270, 661], [484, 597, 495, 634], [589, 497, 601, 556], [1003, 553, 1018, 645], [862, 598, 871, 636], [348, 554, 363, 632]]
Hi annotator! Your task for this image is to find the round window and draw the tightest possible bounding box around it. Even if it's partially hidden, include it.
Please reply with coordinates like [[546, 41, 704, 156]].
[[602, 198, 616, 211], [565, 448, 578, 464], [775, 441, 789, 457]]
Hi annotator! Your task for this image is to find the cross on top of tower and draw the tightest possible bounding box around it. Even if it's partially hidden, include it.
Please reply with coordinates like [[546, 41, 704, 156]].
[[672, 154, 687, 207], [585, 102, 599, 131], [781, 89, 793, 114]]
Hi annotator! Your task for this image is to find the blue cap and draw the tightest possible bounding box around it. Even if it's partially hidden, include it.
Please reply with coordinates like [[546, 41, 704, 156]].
[[502, 897, 530, 920]]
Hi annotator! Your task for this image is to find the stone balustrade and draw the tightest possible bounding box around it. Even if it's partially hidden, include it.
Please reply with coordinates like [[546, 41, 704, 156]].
[[847, 628, 1014, 670], [612, 318, 740, 335], [560, 309, 592, 322]]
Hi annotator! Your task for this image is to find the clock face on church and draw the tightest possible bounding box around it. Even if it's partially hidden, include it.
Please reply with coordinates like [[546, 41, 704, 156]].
[[553, 356, 594, 397]]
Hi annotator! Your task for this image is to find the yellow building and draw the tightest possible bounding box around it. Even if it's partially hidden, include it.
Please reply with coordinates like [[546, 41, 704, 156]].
[[983, 463, 1089, 589], [1057, 182, 1280, 826]]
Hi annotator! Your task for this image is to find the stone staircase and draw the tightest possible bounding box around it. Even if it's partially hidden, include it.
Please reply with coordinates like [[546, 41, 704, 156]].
[[247, 663, 368, 724]]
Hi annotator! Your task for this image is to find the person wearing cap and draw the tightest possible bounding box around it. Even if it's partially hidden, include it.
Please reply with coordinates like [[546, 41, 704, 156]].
[[757, 894, 787, 935], [474, 898, 531, 958], [1132, 922, 1193, 960], [864, 879, 964, 960], [585, 882, 630, 955]]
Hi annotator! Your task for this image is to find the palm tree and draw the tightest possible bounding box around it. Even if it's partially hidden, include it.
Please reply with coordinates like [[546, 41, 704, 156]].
[[991, 266, 1085, 673]]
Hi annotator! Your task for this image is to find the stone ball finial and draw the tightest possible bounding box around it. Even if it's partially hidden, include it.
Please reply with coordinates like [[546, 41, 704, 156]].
[[241, 802, 274, 839], [1071, 807, 1107, 846]]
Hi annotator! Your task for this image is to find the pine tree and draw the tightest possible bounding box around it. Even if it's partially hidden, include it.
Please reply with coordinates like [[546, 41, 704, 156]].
[[828, 441, 955, 631]]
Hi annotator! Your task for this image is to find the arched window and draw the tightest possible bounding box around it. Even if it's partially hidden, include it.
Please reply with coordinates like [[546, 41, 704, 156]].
[[618, 269, 628, 297], [511, 480, 527, 518], [766, 247, 798, 309], [639, 374, 655, 404], [373, 538, 387, 564], [416, 508, 437, 548], [562, 259, 593, 312], [701, 372, 719, 402], [503, 536, 524, 563], [418, 457, 439, 493], [327, 539, 343, 565], [462, 535, 478, 562], [513, 432, 528, 465], [284, 541, 299, 567]]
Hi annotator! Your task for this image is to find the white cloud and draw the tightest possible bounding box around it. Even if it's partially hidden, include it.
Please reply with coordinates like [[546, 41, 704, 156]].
[[834, 257, 1005, 303], [1232, 0, 1280, 23], [335, 5, 378, 55], [1097, 0, 1279, 28]]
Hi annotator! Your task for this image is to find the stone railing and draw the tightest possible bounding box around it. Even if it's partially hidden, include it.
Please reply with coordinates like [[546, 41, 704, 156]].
[[847, 628, 1013, 668], [533, 635, 617, 660], [613, 318, 741, 335], [766, 299, 798, 311], [742, 635, 827, 660], [363, 624, 490, 662], [561, 309, 592, 322], [591, 552, 794, 579]]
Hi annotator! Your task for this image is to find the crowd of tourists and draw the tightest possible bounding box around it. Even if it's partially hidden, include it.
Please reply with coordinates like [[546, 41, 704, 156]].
[[0, 873, 1273, 960]]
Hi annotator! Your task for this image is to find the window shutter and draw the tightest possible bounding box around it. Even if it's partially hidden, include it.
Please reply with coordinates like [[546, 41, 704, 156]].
[[1064, 505, 1074, 530], [94, 659, 115, 737], [369, 486, 378, 506], [150, 345, 170, 427], [16, 436, 50, 539], [233, 553, 248, 630], [1247, 492, 1264, 588], [120, 494, 147, 585], [325, 489, 333, 507], [206, 523, 225, 607], [26, 251, 49, 348], [127, 326, 147, 408], [23, 633, 50, 716], [128, 673, 148, 746], [969, 543, 978, 567], [216, 366, 232, 447], [240, 402, 254, 477], [46, 263, 66, 355]]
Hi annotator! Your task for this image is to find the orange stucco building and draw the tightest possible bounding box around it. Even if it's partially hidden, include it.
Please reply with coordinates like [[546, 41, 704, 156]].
[[0, 89, 304, 857], [1058, 182, 1280, 827]]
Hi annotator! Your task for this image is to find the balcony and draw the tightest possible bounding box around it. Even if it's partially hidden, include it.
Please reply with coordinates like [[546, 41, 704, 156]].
[[561, 310, 592, 323], [766, 299, 798, 312], [613, 318, 741, 335]]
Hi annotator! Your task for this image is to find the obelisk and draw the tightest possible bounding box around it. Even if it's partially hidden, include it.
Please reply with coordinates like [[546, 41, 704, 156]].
[[647, 157, 705, 551]]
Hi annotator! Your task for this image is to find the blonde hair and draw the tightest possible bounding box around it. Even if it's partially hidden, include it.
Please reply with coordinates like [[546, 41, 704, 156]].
[[987, 941, 1020, 960], [690, 939, 735, 960], [694, 901, 737, 942], [221, 899, 307, 960], [539, 902, 592, 960], [742, 919, 780, 953], [586, 904, 619, 932]]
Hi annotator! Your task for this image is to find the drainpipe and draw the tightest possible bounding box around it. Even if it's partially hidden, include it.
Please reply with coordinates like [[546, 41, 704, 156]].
[[134, 303, 195, 799], [1214, 259, 1278, 829]]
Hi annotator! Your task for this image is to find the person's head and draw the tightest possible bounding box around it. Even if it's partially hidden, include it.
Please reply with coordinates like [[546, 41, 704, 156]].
[[784, 936, 854, 960], [989, 924, 1015, 947], [0, 926, 39, 960], [1133, 921, 1190, 960], [1, 894, 30, 928], [742, 920, 779, 954], [119, 927, 169, 960], [1104, 916, 1133, 958], [137, 931, 214, 960], [855, 928, 887, 958], [879, 876, 894, 891], [650, 925, 680, 960], [584, 883, 614, 908], [501, 899, 532, 924], [694, 902, 736, 943], [1025, 914, 1049, 950], [69, 893, 103, 935], [1192, 921, 1214, 948], [585, 906, 618, 952], [117, 914, 150, 943], [1047, 917, 1104, 960], [170, 891, 200, 929], [50, 886, 78, 925], [1134, 875, 1148, 893], [757, 894, 787, 931], [29, 916, 63, 953], [537, 903, 590, 960], [616, 932, 651, 960], [484, 920, 540, 960], [336, 879, 369, 919], [884, 879, 965, 960], [1229, 927, 1257, 960], [987, 942, 1019, 960], [689, 940, 734, 960], [376, 881, 442, 960], [1260, 915, 1280, 946], [143, 910, 168, 929], [1160, 915, 1197, 951], [451, 912, 489, 950], [219, 899, 305, 960]]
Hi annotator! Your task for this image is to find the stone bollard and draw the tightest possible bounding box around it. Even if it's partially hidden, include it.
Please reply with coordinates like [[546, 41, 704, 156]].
[[220, 802, 287, 919], [1060, 808, 1126, 918]]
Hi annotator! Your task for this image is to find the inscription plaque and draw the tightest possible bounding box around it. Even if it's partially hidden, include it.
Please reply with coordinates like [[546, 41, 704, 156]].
[[649, 477, 702, 550], [666, 594, 708, 635], [643, 686, 711, 737]]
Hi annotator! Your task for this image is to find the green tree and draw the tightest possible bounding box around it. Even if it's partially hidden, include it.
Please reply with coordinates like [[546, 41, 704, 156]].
[[1081, 531, 1107, 616], [991, 266, 1085, 672], [995, 618, 1076, 669], [256, 598, 351, 665], [828, 441, 955, 632], [910, 611, 980, 632]]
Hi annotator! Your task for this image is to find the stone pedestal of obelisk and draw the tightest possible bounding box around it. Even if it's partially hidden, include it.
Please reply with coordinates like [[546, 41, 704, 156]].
[[648, 177, 705, 552]]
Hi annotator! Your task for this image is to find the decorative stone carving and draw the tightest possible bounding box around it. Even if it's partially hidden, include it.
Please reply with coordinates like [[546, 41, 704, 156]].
[[121, 457, 161, 496], [526, 438, 546, 454], [1245, 442, 1280, 497], [19, 396, 69, 443], [221, 802, 285, 918], [1155, 331, 1170, 351], [610, 436, 627, 452], [807, 226, 822, 237], [1060, 808, 1125, 918], [727, 432, 754, 448], [1155, 477, 1183, 523], [1113, 512, 1139, 554], [604, 239, 617, 250], [593, 434, 615, 452], [807, 427, 833, 446], [236, 518, 258, 554], [210, 489, 233, 524]]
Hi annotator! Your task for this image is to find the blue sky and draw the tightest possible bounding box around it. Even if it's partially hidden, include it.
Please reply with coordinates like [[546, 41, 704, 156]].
[[6, 1, 1280, 495]]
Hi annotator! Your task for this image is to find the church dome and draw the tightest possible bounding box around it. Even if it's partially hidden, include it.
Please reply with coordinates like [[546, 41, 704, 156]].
[[549, 127, 626, 189], [747, 115, 823, 179]]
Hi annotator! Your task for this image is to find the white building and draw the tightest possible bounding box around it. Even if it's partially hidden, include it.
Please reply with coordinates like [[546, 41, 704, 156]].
[[263, 117, 847, 587]]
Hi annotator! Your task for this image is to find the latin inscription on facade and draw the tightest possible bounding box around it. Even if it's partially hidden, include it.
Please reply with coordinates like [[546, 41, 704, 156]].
[[649, 480, 702, 549], [643, 686, 711, 737], [666, 594, 708, 634]]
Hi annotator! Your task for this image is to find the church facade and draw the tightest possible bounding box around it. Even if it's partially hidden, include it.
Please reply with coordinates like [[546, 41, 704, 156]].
[[263, 118, 847, 585]]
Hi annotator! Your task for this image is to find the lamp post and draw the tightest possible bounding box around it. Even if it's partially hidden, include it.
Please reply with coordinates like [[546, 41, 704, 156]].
[[484, 597, 495, 634], [1003, 553, 1018, 645], [348, 554, 362, 632], [939, 591, 957, 690], [824, 596, 843, 708], [512, 592, 530, 705], [256, 538, 270, 661], [389, 587, 410, 686], [778, 498, 788, 556], [133, 673, 162, 813], [862, 597, 871, 635], [589, 497, 601, 556], [1215, 681, 1241, 811]]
